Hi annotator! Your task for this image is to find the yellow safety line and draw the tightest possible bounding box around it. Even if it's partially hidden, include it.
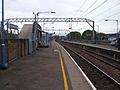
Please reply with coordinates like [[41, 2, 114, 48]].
[[57, 47, 68, 90]]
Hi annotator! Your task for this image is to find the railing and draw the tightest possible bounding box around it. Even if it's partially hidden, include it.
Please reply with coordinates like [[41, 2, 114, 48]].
[[0, 39, 29, 64]]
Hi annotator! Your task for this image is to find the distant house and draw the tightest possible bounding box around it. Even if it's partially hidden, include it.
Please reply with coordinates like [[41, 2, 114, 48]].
[[106, 32, 120, 46], [107, 32, 120, 40]]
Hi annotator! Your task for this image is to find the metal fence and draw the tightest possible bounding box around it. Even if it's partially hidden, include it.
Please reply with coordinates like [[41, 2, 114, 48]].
[[0, 39, 29, 64]]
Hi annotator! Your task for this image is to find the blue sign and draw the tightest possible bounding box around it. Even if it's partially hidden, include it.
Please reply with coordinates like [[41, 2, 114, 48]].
[[8, 23, 18, 30]]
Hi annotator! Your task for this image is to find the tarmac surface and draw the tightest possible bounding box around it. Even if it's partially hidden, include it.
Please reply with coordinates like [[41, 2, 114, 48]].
[[0, 41, 65, 90], [0, 41, 95, 90]]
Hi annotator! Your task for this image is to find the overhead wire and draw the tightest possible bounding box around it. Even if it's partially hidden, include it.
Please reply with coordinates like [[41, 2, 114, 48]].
[[80, 0, 87, 9], [75, 0, 119, 34], [96, 11, 120, 22], [106, 11, 120, 18], [72, 0, 88, 33], [73, 0, 87, 16], [80, 0, 99, 16], [84, 0, 109, 16], [91, 2, 120, 19], [95, 1, 120, 22]]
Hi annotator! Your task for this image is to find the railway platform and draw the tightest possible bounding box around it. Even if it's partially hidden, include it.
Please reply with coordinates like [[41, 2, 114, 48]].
[[69, 41, 119, 52], [0, 41, 96, 90]]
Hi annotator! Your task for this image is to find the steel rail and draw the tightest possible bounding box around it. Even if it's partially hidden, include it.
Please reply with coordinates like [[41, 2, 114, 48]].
[[81, 49, 120, 70], [63, 45, 120, 87]]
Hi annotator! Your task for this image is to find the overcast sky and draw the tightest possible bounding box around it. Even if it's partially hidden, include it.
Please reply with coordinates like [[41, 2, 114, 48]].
[[0, 0, 120, 35]]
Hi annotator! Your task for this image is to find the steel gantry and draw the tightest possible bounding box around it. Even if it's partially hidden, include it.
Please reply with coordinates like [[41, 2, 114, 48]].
[[6, 18, 94, 22], [5, 17, 95, 40]]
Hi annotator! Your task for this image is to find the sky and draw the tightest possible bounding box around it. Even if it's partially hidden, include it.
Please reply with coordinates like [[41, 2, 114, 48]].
[[0, 0, 120, 35]]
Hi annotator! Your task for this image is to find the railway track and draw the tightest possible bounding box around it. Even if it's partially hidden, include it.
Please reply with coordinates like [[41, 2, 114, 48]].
[[60, 42, 120, 90], [83, 49, 120, 70]]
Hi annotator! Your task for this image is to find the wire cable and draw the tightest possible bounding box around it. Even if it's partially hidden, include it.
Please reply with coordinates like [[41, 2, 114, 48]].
[[80, 0, 87, 10], [73, 0, 87, 16], [84, 0, 109, 16], [81, 0, 99, 16], [107, 11, 120, 18], [91, 2, 120, 19], [96, 11, 120, 22]]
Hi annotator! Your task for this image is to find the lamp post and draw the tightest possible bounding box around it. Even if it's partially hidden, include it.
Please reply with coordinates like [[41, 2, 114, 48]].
[[33, 11, 56, 22], [32, 11, 55, 50], [0, 0, 8, 69], [105, 19, 119, 38], [37, 12, 55, 20], [96, 25, 99, 44], [37, 11, 55, 15], [33, 11, 55, 30]]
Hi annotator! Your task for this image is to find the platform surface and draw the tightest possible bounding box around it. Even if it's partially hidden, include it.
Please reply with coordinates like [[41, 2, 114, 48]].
[[66, 41, 120, 52], [0, 41, 95, 90]]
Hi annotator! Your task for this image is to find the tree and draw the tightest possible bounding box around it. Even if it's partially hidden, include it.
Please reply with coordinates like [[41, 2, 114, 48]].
[[82, 29, 97, 40], [67, 31, 81, 40]]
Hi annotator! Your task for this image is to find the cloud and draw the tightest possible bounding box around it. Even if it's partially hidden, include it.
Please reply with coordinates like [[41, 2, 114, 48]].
[[0, 0, 119, 34]]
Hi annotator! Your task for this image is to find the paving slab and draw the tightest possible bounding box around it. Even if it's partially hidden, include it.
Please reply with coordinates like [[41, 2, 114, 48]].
[[0, 41, 64, 90]]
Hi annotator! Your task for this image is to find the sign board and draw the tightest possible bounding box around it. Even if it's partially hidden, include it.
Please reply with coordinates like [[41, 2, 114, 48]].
[[8, 23, 18, 30]]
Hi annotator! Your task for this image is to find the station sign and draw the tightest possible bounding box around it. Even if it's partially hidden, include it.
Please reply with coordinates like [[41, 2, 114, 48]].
[[8, 23, 18, 30]]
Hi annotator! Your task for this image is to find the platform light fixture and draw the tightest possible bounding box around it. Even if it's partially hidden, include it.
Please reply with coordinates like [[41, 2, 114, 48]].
[[33, 11, 56, 22]]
